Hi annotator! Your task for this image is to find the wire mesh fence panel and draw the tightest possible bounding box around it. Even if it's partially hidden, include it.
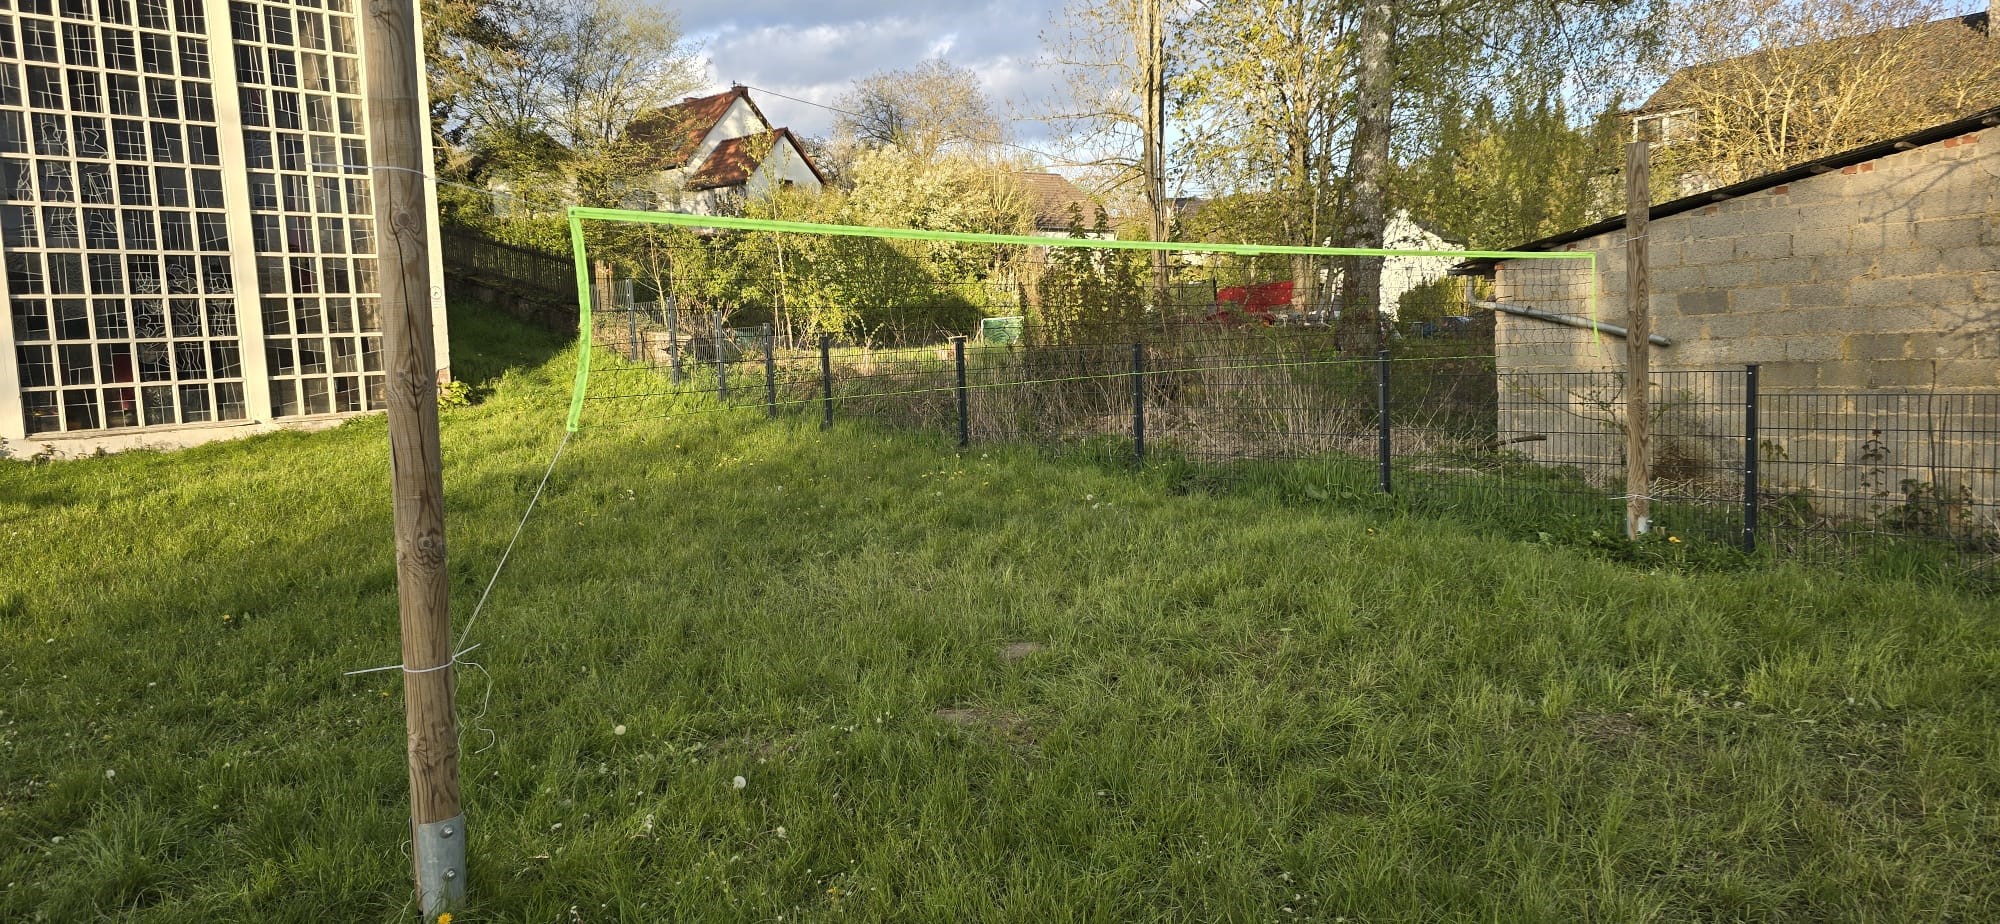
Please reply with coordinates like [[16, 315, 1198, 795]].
[[1647, 370, 1747, 544], [1758, 390, 2000, 572], [555, 209, 1996, 587], [1142, 324, 1370, 463]]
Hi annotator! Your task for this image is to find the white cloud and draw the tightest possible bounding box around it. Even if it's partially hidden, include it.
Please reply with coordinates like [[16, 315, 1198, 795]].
[[677, 0, 1070, 152]]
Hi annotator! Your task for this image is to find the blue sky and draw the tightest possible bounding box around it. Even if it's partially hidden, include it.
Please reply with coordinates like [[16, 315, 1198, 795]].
[[673, 0, 1071, 149]]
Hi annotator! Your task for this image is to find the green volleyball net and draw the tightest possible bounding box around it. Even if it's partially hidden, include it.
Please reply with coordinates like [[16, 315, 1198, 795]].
[[558, 206, 1601, 465]]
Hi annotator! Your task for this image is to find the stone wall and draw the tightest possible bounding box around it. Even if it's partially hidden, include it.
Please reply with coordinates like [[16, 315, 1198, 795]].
[[1497, 127, 1999, 385], [1490, 127, 2000, 535]]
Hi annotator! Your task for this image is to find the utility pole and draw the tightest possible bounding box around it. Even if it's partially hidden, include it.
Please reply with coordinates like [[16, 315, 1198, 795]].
[[361, 1, 465, 917], [1624, 140, 1653, 539], [1140, 0, 1170, 313]]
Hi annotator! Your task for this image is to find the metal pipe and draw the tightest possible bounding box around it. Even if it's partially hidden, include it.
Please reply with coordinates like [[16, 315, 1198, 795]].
[[1743, 363, 1759, 553], [1376, 349, 1392, 494], [953, 336, 969, 449], [1472, 298, 1672, 347], [1131, 342, 1146, 466]]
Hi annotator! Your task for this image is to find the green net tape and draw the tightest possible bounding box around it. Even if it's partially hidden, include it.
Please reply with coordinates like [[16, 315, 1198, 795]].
[[562, 206, 1597, 432]]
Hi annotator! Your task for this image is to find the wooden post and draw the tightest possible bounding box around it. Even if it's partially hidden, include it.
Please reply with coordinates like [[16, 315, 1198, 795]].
[[1625, 140, 1652, 538], [361, 0, 464, 917], [592, 260, 613, 353]]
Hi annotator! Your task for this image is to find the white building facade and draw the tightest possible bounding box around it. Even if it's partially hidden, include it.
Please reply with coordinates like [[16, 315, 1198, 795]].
[[0, 0, 445, 454], [627, 86, 824, 216]]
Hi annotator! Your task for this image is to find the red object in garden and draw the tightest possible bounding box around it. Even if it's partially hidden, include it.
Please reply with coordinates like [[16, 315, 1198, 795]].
[[1205, 280, 1294, 324]]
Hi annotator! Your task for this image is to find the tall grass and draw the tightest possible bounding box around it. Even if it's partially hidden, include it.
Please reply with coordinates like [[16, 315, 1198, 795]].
[[3, 304, 1998, 921]]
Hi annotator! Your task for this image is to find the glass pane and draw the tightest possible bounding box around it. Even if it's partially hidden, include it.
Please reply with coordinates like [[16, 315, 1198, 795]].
[[103, 386, 137, 427], [176, 382, 210, 421], [300, 376, 328, 414], [141, 383, 173, 425], [270, 378, 297, 416], [214, 381, 246, 420], [61, 388, 99, 429], [22, 390, 60, 434]]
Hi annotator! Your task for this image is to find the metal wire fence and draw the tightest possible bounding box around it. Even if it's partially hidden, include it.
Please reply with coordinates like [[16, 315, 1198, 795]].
[[578, 305, 1999, 585]]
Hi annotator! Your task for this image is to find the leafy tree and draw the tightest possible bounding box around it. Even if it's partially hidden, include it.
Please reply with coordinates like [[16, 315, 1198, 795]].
[[450, 0, 706, 207], [833, 59, 1003, 161], [1173, 0, 1661, 346], [1033, 205, 1145, 345], [422, 0, 519, 151], [601, 150, 1034, 341], [1395, 98, 1628, 249], [1042, 0, 1179, 301]]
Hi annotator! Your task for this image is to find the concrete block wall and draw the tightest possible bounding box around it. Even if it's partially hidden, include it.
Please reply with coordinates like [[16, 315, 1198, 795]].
[[1491, 127, 2000, 533]]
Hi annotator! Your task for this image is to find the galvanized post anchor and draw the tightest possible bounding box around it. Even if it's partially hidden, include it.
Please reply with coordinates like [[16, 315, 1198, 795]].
[[414, 814, 467, 918]]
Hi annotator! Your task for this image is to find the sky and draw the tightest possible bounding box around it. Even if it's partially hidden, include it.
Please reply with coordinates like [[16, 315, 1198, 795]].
[[672, 0, 1073, 159]]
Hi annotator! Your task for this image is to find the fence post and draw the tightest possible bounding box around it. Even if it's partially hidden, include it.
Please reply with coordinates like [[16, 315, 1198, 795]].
[[819, 334, 834, 430], [1624, 140, 1654, 538], [762, 323, 776, 418], [1377, 349, 1392, 494], [666, 296, 682, 384], [592, 260, 612, 356], [953, 335, 969, 449], [1132, 342, 1146, 466], [1743, 363, 1759, 553], [713, 312, 728, 402], [624, 282, 638, 362]]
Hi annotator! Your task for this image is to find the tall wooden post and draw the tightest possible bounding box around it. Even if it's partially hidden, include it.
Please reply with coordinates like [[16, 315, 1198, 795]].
[[1624, 140, 1653, 538], [361, 1, 464, 917], [1141, 0, 1170, 313]]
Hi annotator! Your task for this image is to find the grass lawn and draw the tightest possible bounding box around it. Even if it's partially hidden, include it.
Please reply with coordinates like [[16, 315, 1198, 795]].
[[4, 304, 1999, 922]]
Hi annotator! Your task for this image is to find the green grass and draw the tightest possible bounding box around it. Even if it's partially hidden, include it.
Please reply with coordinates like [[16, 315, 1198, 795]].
[[5, 303, 2000, 922]]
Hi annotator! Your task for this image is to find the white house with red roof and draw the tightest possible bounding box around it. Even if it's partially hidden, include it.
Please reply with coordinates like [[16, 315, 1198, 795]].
[[625, 86, 826, 214]]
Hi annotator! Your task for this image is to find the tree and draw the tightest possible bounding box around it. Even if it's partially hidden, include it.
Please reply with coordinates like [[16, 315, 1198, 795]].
[[833, 59, 1002, 161], [1387, 0, 1661, 246], [1394, 99, 1627, 249], [1337, 0, 1395, 348], [1177, 0, 1350, 320], [451, 0, 706, 206], [608, 149, 1035, 341], [421, 0, 519, 151], [1648, 0, 2000, 187], [1042, 0, 1177, 304], [1033, 205, 1146, 346], [1177, 0, 1660, 346]]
